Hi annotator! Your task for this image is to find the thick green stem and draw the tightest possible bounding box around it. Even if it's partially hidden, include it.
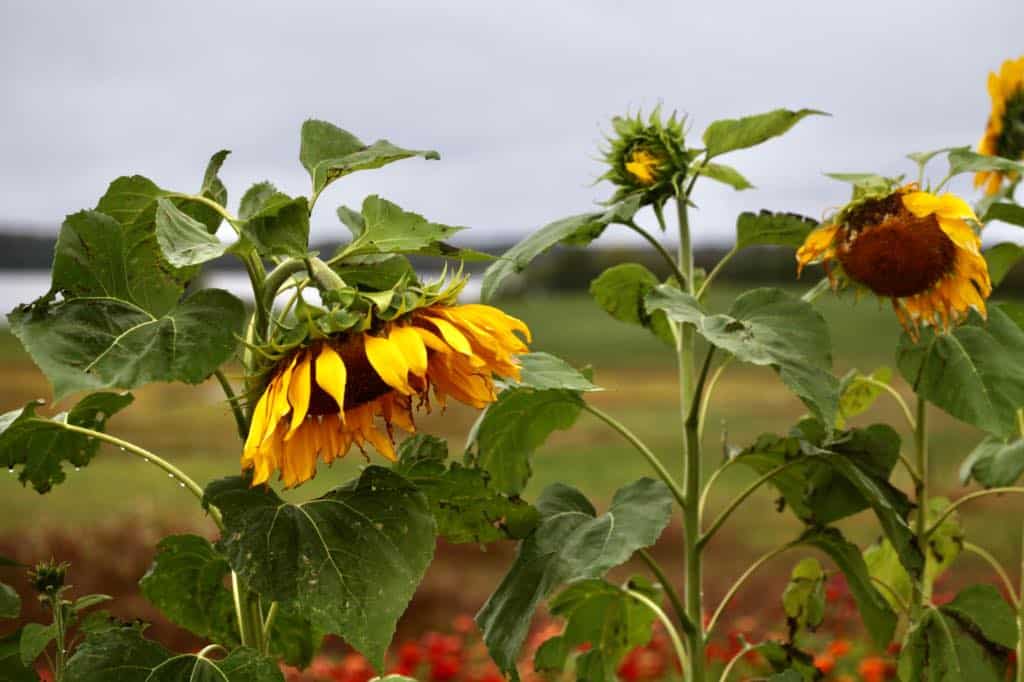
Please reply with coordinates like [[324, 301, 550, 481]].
[[215, 369, 249, 440], [52, 598, 66, 682], [262, 601, 280, 653], [912, 397, 930, 622], [1018, 526, 1024, 682], [638, 549, 694, 638], [582, 404, 686, 510], [623, 220, 688, 288], [261, 258, 308, 324]]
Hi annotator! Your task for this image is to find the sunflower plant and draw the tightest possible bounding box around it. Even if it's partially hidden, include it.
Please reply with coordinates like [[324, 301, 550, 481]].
[[0, 119, 573, 681], [473, 81, 1024, 682]]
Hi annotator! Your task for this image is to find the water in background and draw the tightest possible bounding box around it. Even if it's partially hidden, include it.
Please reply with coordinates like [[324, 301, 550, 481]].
[[0, 271, 480, 322]]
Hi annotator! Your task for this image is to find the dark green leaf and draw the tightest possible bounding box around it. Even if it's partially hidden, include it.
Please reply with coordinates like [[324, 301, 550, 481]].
[[341, 196, 464, 257], [514, 352, 601, 392], [897, 307, 1024, 438], [942, 584, 1018, 650], [0, 392, 133, 493], [147, 648, 284, 682], [470, 388, 583, 496], [95, 175, 170, 228], [948, 147, 1024, 177], [186, 150, 231, 233], [984, 243, 1024, 288], [899, 607, 1009, 682], [155, 198, 228, 267], [204, 467, 435, 669], [333, 256, 417, 291], [52, 209, 189, 317], [0, 583, 19, 619], [139, 534, 238, 647], [735, 211, 818, 250], [238, 182, 279, 221], [395, 435, 541, 544], [300, 120, 439, 196], [754, 641, 818, 681], [961, 435, 1024, 487], [0, 631, 36, 682], [982, 202, 1024, 228], [65, 624, 171, 682], [10, 288, 245, 401], [477, 479, 672, 679], [480, 197, 642, 302], [534, 578, 658, 681], [795, 527, 897, 647], [589, 264, 674, 345], [238, 192, 310, 258], [697, 162, 754, 190], [702, 108, 826, 158], [782, 558, 825, 632], [646, 286, 838, 425], [19, 622, 56, 666]]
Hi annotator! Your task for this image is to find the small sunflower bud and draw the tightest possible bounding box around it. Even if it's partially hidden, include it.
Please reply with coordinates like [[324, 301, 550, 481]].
[[601, 107, 689, 205], [28, 559, 69, 597]]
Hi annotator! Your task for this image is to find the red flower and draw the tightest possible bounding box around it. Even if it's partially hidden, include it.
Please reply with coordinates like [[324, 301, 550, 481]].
[[431, 655, 462, 681], [857, 656, 892, 682], [814, 653, 836, 675], [452, 614, 477, 635], [827, 638, 852, 658], [331, 653, 375, 682]]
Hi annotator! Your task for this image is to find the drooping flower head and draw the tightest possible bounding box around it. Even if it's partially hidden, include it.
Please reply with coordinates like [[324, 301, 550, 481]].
[[601, 108, 690, 204], [976, 55, 1024, 195], [242, 275, 530, 488], [797, 182, 991, 337]]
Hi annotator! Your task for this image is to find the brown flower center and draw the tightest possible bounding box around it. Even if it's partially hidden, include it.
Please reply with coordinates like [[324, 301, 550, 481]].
[[305, 337, 393, 415], [837, 206, 957, 298]]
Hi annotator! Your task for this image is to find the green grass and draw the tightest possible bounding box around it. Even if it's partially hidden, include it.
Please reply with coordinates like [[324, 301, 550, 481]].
[[0, 285, 1019, 558]]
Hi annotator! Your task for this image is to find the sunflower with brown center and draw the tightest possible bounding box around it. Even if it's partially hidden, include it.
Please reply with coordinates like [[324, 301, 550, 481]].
[[976, 55, 1024, 195], [241, 303, 530, 487], [796, 184, 991, 337]]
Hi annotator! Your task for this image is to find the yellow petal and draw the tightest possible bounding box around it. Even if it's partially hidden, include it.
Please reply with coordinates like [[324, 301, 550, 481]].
[[902, 191, 977, 222], [314, 344, 348, 419], [365, 334, 413, 395], [388, 326, 428, 377], [285, 351, 312, 439], [243, 379, 276, 453], [418, 315, 473, 355]]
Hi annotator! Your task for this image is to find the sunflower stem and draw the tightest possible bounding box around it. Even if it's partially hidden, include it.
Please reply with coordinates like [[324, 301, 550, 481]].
[[706, 542, 792, 637], [624, 219, 688, 288], [696, 245, 738, 301], [1017, 527, 1024, 682], [625, 585, 690, 675], [638, 549, 694, 638], [215, 369, 249, 440], [962, 542, 1018, 607], [911, 396, 930, 624]]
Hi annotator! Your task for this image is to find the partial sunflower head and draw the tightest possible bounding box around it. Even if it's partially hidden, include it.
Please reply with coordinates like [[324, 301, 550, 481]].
[[976, 55, 1024, 195], [796, 183, 991, 337], [241, 299, 531, 488], [601, 108, 689, 204]]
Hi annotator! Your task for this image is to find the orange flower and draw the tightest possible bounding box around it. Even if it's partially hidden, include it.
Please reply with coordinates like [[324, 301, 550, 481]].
[[858, 656, 892, 682], [814, 653, 837, 675], [827, 638, 852, 658]]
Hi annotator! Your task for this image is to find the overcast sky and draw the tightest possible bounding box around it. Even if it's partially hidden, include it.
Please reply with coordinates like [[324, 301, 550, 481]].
[[2, 1, 1023, 248]]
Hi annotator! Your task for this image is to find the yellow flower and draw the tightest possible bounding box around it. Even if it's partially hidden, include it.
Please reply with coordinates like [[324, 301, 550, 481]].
[[976, 55, 1024, 195], [624, 149, 662, 185], [241, 303, 531, 487], [796, 185, 991, 337]]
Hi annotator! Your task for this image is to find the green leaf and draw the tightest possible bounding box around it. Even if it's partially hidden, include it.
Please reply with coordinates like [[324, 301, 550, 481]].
[[470, 388, 583, 496], [95, 175, 171, 228], [982, 202, 1024, 228], [333, 256, 417, 291], [514, 352, 601, 392], [65, 624, 171, 681], [52, 209, 190, 317], [10, 288, 245, 401], [0, 583, 19, 619], [237, 192, 310, 258], [961, 435, 1024, 487], [837, 367, 893, 428], [0, 631, 36, 682], [948, 146, 1024, 177], [735, 211, 818, 250], [19, 622, 57, 666], [480, 197, 642, 302], [534, 578, 658, 681], [154, 197, 228, 267], [188, 150, 231, 233], [897, 307, 1024, 439], [984, 243, 1024, 288], [72, 594, 112, 613], [754, 641, 818, 681], [825, 173, 902, 198], [394, 435, 541, 544], [942, 584, 1018, 650], [204, 467, 435, 669], [782, 558, 826, 632], [0, 392, 133, 493], [697, 162, 754, 190], [342, 196, 464, 257], [139, 534, 239, 647], [646, 286, 838, 425], [477, 479, 672, 680], [147, 648, 285, 682], [794, 527, 897, 647], [589, 264, 675, 345], [238, 182, 279, 221], [300, 120, 439, 196], [702, 108, 826, 158], [899, 606, 1010, 682]]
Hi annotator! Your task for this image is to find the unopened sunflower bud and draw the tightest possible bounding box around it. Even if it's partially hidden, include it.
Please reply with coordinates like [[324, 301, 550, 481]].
[[601, 107, 689, 205], [28, 559, 69, 596]]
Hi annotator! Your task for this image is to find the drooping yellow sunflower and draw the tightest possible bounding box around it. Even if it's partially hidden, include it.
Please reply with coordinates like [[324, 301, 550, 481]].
[[241, 303, 530, 487], [796, 184, 991, 337], [976, 55, 1024, 195]]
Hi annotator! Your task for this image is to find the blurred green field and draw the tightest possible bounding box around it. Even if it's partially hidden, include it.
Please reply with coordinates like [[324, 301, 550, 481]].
[[1, 284, 1021, 558]]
